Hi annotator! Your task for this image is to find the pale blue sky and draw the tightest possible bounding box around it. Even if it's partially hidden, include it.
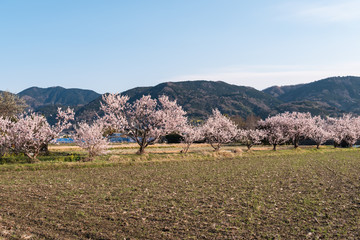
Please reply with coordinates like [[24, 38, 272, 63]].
[[1, 0, 360, 93]]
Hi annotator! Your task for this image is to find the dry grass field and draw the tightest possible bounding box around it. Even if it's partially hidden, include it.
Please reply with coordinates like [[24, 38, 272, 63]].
[[0, 144, 360, 239]]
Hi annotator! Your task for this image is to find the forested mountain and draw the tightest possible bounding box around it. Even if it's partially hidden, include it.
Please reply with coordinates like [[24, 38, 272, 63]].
[[76, 80, 283, 121], [263, 76, 360, 114], [125, 81, 283, 118], [263, 84, 305, 98], [78, 78, 357, 120], [18, 86, 101, 109], [3, 76, 360, 122]]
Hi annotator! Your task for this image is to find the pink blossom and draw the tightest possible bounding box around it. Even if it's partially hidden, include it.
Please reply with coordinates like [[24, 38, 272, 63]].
[[7, 112, 54, 162], [236, 129, 266, 150], [0, 117, 12, 157], [308, 116, 330, 149], [202, 109, 238, 151], [258, 114, 290, 151], [180, 124, 203, 154], [101, 94, 187, 154], [327, 114, 360, 147], [74, 119, 109, 160]]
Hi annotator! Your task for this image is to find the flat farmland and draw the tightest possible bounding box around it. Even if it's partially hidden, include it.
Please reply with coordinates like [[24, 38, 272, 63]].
[[0, 146, 360, 239]]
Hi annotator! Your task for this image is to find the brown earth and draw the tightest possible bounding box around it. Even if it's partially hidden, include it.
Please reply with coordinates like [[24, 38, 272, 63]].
[[0, 148, 359, 239]]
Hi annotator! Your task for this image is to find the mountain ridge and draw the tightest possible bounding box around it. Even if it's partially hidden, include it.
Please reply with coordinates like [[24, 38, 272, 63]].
[[75, 80, 282, 121], [18, 86, 101, 109], [3, 76, 360, 121], [263, 76, 360, 114]]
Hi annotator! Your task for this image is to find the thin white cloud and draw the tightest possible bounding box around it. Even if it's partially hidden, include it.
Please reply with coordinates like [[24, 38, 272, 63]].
[[283, 0, 360, 23], [165, 62, 360, 90]]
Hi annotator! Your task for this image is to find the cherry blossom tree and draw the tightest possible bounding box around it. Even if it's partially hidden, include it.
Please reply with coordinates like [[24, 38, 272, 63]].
[[53, 107, 75, 134], [308, 116, 330, 149], [326, 117, 342, 148], [0, 117, 11, 157], [236, 129, 266, 150], [282, 112, 312, 148], [5, 108, 74, 162], [202, 109, 238, 151], [159, 96, 188, 133], [100, 94, 129, 131], [41, 107, 75, 154], [7, 112, 53, 162], [327, 114, 360, 147], [101, 94, 187, 154], [258, 114, 289, 151], [340, 114, 360, 147], [74, 120, 109, 161], [180, 124, 203, 154]]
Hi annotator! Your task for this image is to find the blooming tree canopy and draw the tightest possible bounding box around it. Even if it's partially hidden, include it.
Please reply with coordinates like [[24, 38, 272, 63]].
[[327, 114, 360, 147], [101, 94, 187, 154], [74, 119, 109, 160], [236, 129, 266, 150], [41, 107, 75, 153], [4, 108, 74, 162], [0, 117, 11, 157], [53, 107, 75, 135], [308, 116, 330, 149], [202, 109, 238, 151], [7, 112, 53, 162], [258, 114, 289, 151], [180, 124, 203, 154], [282, 112, 312, 148]]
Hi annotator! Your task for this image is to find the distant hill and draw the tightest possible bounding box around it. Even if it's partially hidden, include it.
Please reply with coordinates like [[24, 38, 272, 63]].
[[76, 80, 283, 121], [125, 81, 284, 118], [7, 76, 360, 122], [263, 76, 360, 114], [18, 86, 101, 109], [263, 84, 304, 98]]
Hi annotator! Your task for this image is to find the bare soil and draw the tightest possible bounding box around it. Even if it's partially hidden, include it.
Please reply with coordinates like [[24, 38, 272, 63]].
[[0, 148, 360, 239]]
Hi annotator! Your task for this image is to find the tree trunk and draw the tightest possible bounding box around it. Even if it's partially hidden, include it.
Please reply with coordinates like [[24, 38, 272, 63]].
[[293, 138, 299, 148], [0, 146, 5, 158], [273, 144, 277, 151], [136, 134, 149, 155], [40, 143, 50, 155], [214, 143, 221, 152], [87, 149, 96, 161], [182, 144, 191, 154], [316, 144, 320, 149], [210, 142, 221, 152], [137, 145, 146, 155], [26, 154, 39, 163]]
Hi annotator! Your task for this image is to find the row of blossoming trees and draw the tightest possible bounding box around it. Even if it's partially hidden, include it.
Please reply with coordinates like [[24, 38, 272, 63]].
[[1, 93, 360, 162]]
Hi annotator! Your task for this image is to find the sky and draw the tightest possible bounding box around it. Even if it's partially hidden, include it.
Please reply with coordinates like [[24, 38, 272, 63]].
[[1, 0, 360, 94]]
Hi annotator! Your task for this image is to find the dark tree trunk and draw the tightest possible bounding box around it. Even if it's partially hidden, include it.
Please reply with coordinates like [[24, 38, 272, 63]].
[[137, 144, 146, 155], [293, 137, 299, 149], [210, 142, 221, 152], [182, 144, 191, 154], [40, 143, 50, 155]]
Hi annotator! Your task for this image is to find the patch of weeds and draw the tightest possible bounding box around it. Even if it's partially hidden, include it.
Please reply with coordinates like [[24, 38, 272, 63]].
[[63, 153, 82, 162]]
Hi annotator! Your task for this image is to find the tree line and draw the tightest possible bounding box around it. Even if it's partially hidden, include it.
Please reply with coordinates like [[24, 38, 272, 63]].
[[0, 91, 359, 162]]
